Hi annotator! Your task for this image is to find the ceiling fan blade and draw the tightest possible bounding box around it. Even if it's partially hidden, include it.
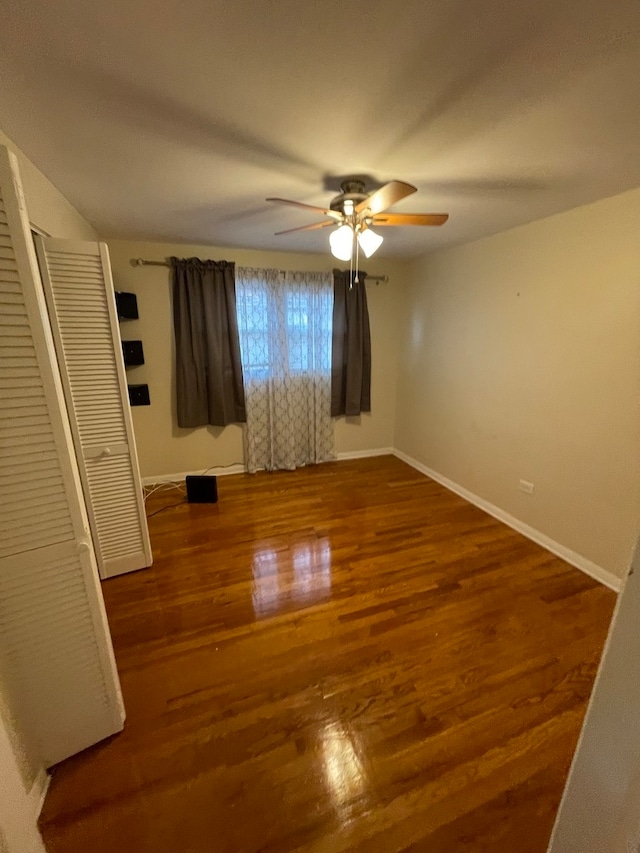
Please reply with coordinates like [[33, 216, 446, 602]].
[[372, 213, 449, 226], [274, 220, 338, 236], [355, 180, 417, 215], [266, 197, 341, 220]]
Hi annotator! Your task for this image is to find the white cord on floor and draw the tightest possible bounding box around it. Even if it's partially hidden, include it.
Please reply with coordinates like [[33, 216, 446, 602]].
[[143, 481, 186, 503]]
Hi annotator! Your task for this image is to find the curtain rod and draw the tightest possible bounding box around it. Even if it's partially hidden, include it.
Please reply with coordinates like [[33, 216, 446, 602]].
[[131, 257, 389, 283]]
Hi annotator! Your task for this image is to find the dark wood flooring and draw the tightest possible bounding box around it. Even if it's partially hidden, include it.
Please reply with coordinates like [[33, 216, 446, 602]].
[[39, 456, 616, 852]]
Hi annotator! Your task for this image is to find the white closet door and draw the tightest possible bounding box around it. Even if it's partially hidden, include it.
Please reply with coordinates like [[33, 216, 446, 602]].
[[0, 145, 124, 767], [35, 237, 152, 579]]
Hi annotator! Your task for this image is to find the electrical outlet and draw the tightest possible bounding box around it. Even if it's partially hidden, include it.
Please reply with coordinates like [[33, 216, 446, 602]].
[[519, 479, 535, 495]]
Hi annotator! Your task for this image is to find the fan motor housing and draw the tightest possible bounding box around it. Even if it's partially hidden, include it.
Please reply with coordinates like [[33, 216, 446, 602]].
[[330, 179, 369, 214]]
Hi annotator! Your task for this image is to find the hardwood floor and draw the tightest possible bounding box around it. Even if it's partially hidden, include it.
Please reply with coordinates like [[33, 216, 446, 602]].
[[39, 456, 616, 852]]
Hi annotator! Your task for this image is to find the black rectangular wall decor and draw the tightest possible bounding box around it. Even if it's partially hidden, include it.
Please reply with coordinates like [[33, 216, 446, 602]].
[[122, 340, 144, 367], [115, 291, 139, 320], [128, 384, 150, 406]]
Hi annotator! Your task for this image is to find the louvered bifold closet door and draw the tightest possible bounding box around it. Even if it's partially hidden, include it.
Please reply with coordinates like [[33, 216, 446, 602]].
[[0, 145, 124, 767], [35, 237, 152, 580]]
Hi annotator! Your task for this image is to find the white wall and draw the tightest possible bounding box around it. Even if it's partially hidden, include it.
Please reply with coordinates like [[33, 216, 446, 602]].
[[106, 239, 405, 479], [0, 128, 98, 849], [395, 186, 640, 581], [0, 714, 46, 853], [549, 542, 640, 852]]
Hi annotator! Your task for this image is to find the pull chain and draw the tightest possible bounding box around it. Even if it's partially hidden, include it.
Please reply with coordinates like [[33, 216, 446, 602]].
[[349, 230, 354, 289]]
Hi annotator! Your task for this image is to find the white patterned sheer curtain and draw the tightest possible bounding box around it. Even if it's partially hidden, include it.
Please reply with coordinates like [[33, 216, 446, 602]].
[[235, 268, 335, 473]]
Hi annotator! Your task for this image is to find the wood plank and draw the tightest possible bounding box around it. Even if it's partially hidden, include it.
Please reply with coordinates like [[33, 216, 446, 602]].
[[39, 456, 616, 852]]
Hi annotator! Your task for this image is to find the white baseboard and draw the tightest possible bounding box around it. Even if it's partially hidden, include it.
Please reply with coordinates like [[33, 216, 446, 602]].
[[143, 450, 395, 485], [142, 464, 246, 485], [29, 767, 50, 819], [336, 447, 394, 461], [393, 449, 623, 593]]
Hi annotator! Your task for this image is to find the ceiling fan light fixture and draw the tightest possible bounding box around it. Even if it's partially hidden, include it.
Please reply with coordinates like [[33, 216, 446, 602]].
[[267, 178, 448, 256], [330, 224, 354, 261], [357, 227, 383, 258]]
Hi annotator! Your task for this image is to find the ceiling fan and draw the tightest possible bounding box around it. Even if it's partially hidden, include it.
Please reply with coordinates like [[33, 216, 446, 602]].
[[266, 179, 449, 261]]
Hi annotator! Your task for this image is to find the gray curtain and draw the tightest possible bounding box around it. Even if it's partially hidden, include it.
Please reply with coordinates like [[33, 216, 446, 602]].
[[331, 269, 371, 417], [171, 257, 246, 427]]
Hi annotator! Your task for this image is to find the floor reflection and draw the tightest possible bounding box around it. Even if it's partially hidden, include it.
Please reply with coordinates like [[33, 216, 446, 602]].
[[251, 538, 332, 617], [321, 721, 368, 818]]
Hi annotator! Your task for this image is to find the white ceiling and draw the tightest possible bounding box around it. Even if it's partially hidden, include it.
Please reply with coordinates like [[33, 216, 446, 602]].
[[0, 0, 639, 257]]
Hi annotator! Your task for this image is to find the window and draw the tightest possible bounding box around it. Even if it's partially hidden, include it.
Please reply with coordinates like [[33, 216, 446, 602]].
[[235, 267, 335, 472], [235, 268, 332, 382]]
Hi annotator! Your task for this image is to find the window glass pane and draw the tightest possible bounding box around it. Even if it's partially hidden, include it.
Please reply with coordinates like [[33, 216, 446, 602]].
[[236, 273, 332, 382], [236, 284, 270, 379], [287, 291, 310, 372]]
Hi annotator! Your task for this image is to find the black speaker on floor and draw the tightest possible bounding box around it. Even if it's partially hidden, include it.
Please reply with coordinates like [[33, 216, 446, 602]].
[[186, 475, 218, 504]]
